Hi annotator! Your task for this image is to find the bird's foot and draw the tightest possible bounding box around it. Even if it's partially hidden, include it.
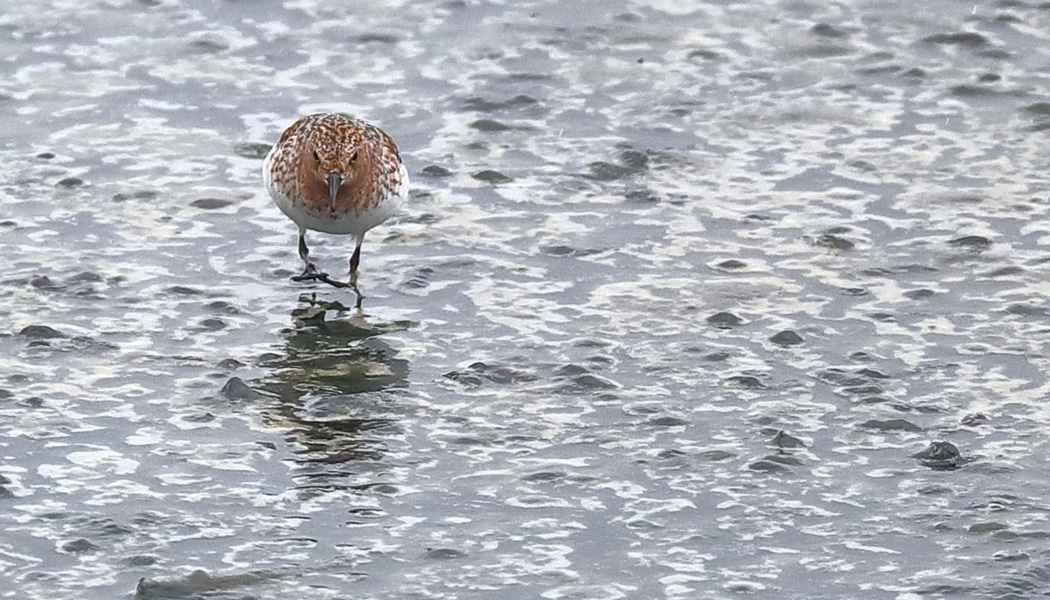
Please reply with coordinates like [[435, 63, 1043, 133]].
[[292, 264, 329, 282], [290, 264, 362, 306], [314, 273, 354, 289], [317, 273, 364, 310]]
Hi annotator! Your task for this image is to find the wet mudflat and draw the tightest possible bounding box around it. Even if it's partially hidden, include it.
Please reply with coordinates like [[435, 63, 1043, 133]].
[[3, 0, 1050, 598]]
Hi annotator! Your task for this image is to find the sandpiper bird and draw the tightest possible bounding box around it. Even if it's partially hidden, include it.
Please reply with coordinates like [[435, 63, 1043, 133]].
[[264, 112, 408, 286]]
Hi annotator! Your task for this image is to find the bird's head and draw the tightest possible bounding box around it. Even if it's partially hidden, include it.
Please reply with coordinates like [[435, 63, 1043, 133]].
[[307, 142, 363, 210]]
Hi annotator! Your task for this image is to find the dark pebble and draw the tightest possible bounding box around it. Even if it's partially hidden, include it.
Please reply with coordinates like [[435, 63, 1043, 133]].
[[444, 371, 484, 386], [913, 441, 963, 470], [61, 539, 99, 554], [812, 23, 849, 38], [554, 364, 589, 377], [233, 142, 271, 158], [649, 416, 689, 427], [857, 368, 890, 379], [762, 453, 803, 466], [992, 551, 1029, 563], [359, 32, 398, 43], [70, 271, 104, 283], [904, 289, 935, 300], [425, 548, 466, 560], [574, 374, 618, 390], [461, 94, 539, 111], [619, 149, 649, 170], [585, 161, 637, 181], [190, 198, 234, 209], [949, 235, 992, 250], [980, 48, 1011, 60], [18, 325, 66, 339], [726, 375, 764, 389], [543, 245, 576, 256], [470, 118, 511, 131], [951, 84, 995, 97], [860, 418, 922, 432], [816, 233, 854, 250], [984, 266, 1024, 277], [923, 32, 988, 46], [29, 276, 57, 289], [1026, 102, 1050, 115], [707, 312, 743, 328], [481, 365, 538, 385], [199, 318, 226, 331], [716, 259, 747, 270], [183, 412, 215, 423], [472, 170, 513, 184], [625, 189, 659, 203], [969, 522, 1008, 534], [700, 450, 734, 461], [772, 430, 805, 448], [770, 330, 804, 346], [221, 377, 262, 400], [842, 385, 883, 396], [687, 48, 721, 60], [206, 301, 242, 315], [961, 412, 989, 426], [98, 523, 133, 537], [656, 449, 687, 460], [126, 555, 158, 567], [421, 165, 452, 177], [522, 471, 565, 482], [749, 459, 790, 473], [189, 38, 229, 53], [167, 285, 205, 296], [56, 177, 84, 188]]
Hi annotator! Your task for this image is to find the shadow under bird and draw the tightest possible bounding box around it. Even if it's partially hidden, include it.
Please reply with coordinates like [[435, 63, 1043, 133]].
[[264, 112, 408, 289]]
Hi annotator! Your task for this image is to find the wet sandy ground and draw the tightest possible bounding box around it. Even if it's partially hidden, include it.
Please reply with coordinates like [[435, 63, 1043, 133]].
[[4, 0, 1050, 598]]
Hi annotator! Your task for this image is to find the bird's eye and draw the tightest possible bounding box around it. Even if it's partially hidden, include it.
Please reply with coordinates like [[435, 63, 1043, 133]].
[[350, 150, 359, 162], [312, 150, 320, 162]]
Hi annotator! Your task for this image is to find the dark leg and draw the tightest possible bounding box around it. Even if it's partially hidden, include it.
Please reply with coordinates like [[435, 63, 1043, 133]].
[[298, 229, 309, 263], [291, 229, 328, 281], [349, 236, 364, 274], [345, 237, 365, 307]]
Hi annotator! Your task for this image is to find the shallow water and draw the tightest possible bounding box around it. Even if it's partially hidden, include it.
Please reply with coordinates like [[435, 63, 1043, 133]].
[[3, 0, 1050, 598]]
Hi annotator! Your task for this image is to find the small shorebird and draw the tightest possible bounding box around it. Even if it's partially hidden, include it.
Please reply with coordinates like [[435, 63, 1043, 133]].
[[264, 112, 408, 288]]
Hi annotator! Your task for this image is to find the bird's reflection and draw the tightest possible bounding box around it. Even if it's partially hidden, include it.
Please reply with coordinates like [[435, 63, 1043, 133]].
[[257, 294, 411, 484]]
